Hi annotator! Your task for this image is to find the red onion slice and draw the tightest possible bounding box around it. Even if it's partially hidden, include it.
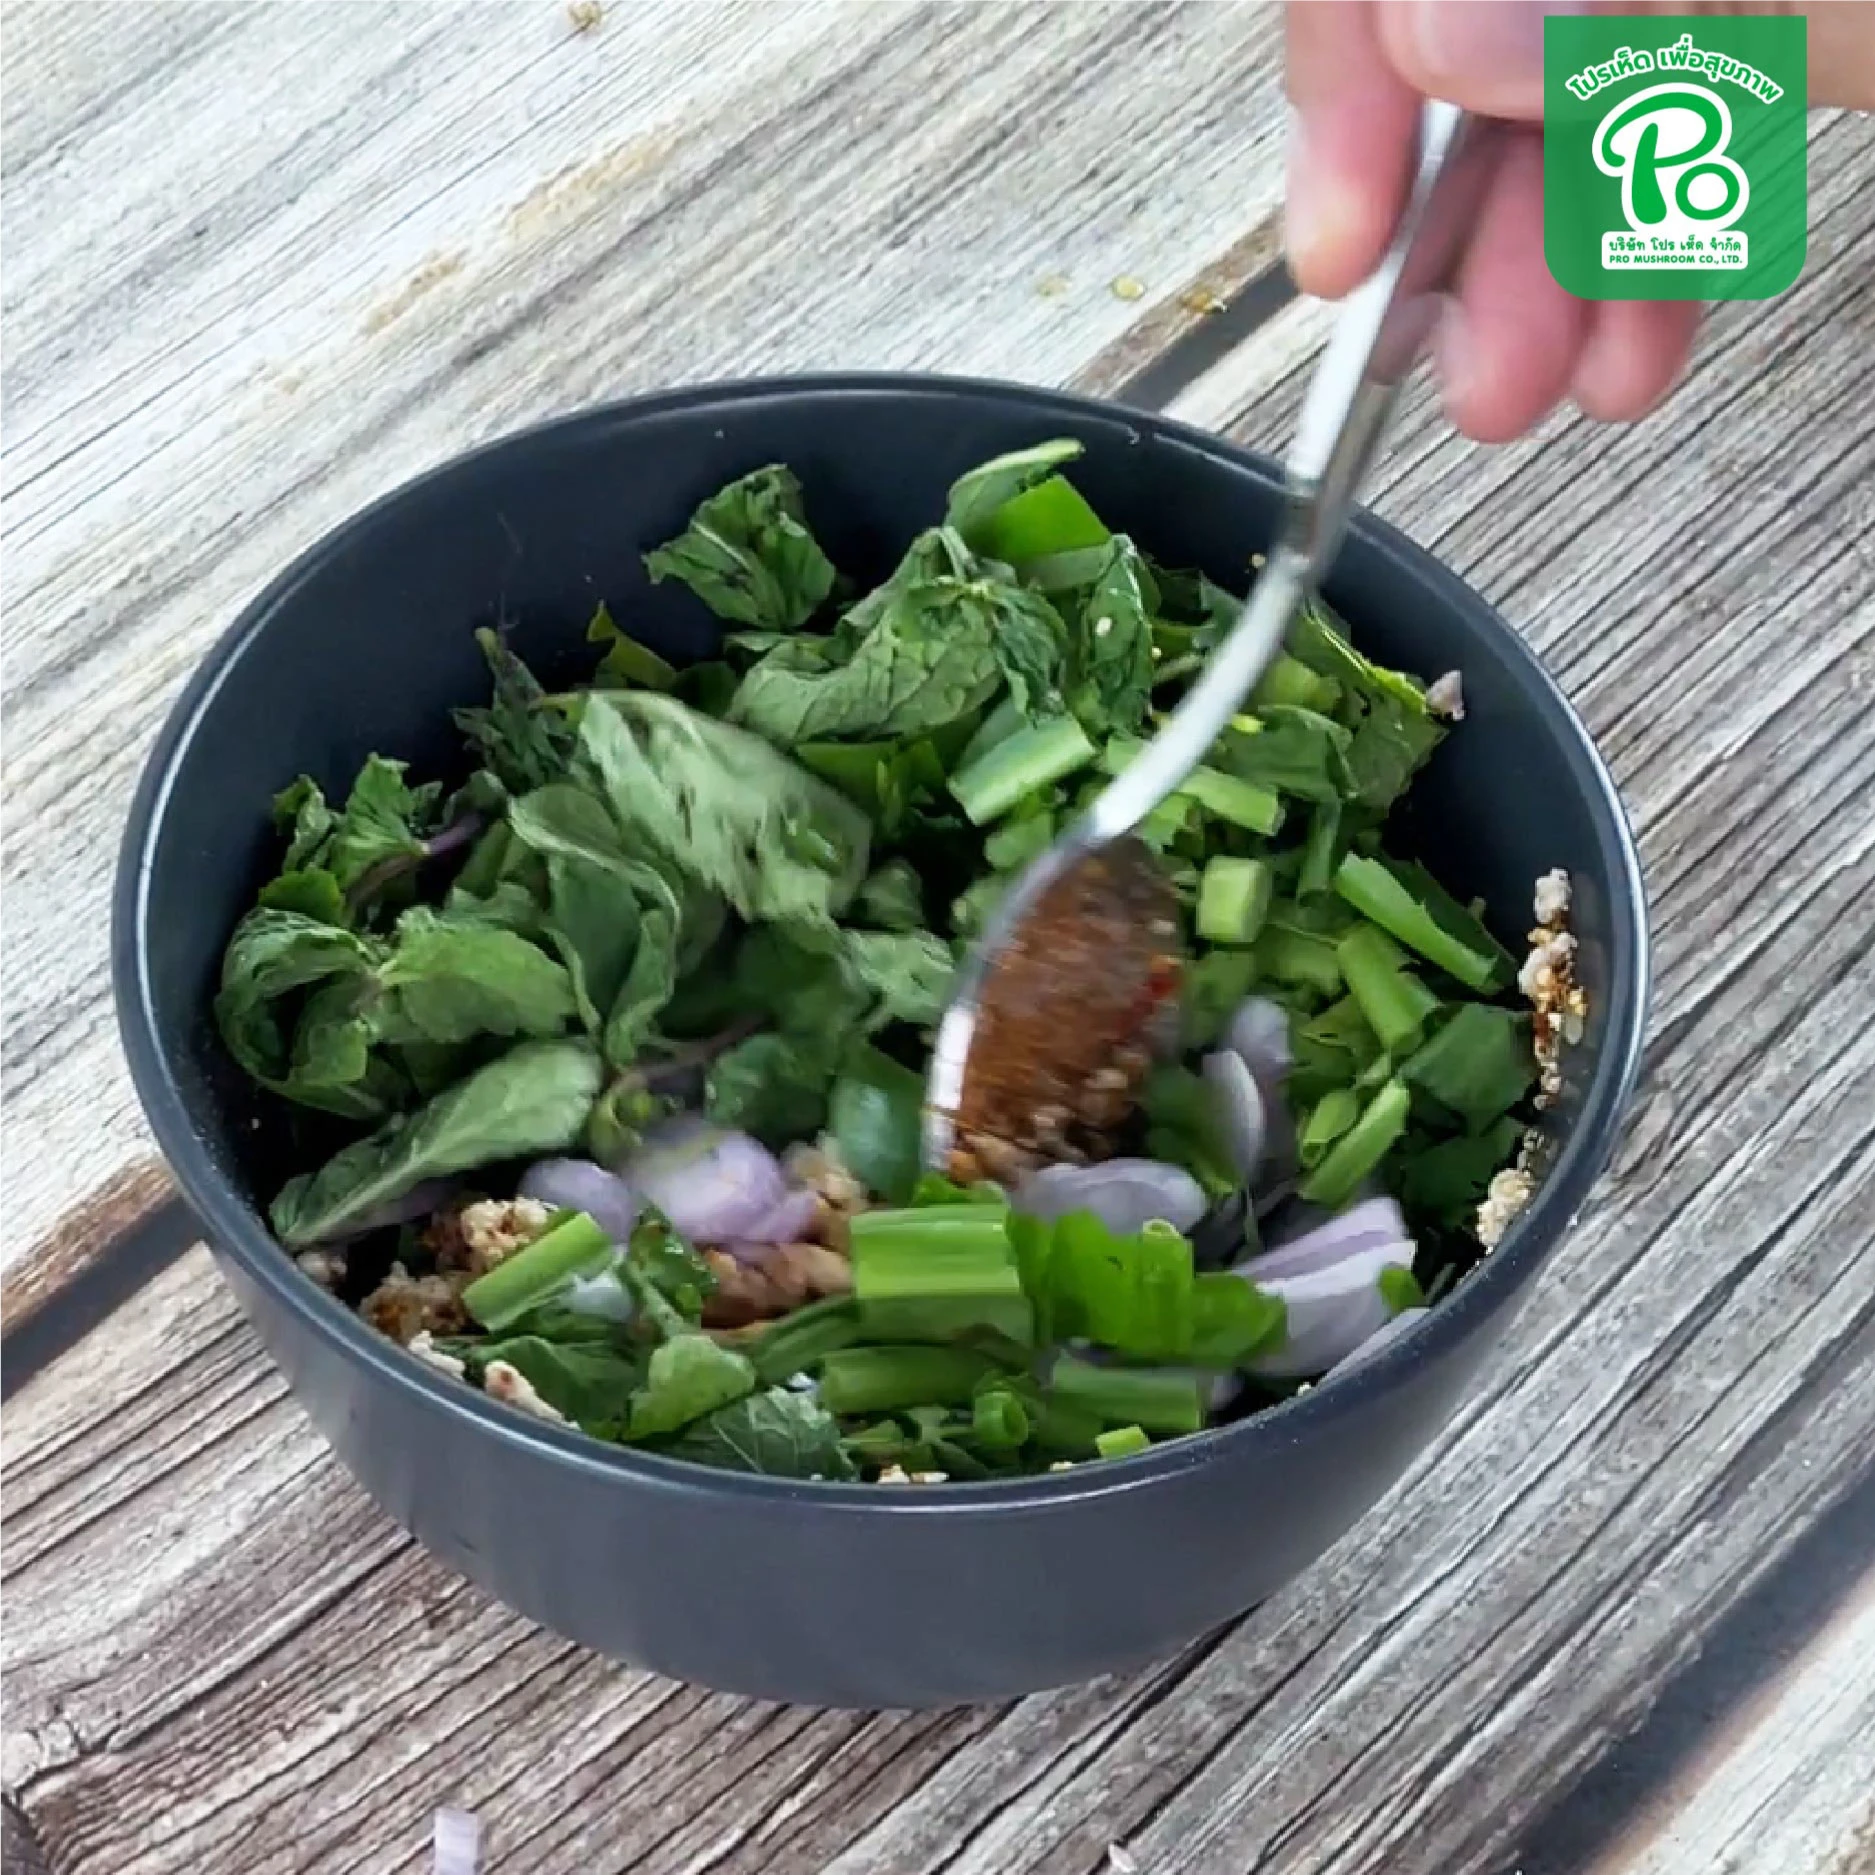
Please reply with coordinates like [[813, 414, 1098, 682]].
[[1015, 1160, 1207, 1236], [1239, 1240, 1414, 1379], [623, 1119, 789, 1243], [518, 1158, 639, 1243], [1247, 1196, 1411, 1282], [1226, 996, 1292, 1084], [741, 1185, 823, 1245], [1202, 1051, 1267, 1184]]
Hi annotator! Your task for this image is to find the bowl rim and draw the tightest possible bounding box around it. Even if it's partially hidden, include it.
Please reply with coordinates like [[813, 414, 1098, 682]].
[[113, 369, 1651, 1511]]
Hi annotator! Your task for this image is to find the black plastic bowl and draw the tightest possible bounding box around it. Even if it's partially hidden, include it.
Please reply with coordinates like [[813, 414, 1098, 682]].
[[115, 375, 1647, 1709]]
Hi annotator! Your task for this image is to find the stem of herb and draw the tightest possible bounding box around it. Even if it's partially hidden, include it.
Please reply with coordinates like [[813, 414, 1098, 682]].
[[950, 715, 1098, 825], [346, 809, 487, 910], [1296, 1078, 1411, 1209], [462, 1210, 614, 1332], [1046, 1355, 1206, 1435], [817, 1345, 1008, 1417]]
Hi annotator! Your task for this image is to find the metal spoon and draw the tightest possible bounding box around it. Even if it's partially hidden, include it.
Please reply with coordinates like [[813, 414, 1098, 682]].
[[924, 102, 1505, 1181]]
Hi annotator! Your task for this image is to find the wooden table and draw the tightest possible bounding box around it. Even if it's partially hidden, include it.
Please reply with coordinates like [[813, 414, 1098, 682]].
[[5, 6, 1872, 1871]]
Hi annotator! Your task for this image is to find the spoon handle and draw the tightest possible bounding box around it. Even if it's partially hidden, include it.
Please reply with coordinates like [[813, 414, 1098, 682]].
[[1084, 103, 1503, 848]]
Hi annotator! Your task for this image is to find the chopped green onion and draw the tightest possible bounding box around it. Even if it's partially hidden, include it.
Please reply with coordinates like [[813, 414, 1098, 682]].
[[984, 808, 1056, 872], [1102, 738, 1284, 834], [1047, 1356, 1206, 1436], [1298, 1087, 1361, 1168], [1096, 1424, 1152, 1460], [1256, 923, 1343, 996], [1379, 1266, 1426, 1314], [1298, 798, 1343, 898], [1334, 854, 1512, 992], [1253, 652, 1340, 714], [1196, 857, 1274, 946], [971, 1387, 1031, 1451], [462, 1210, 614, 1333], [1336, 923, 1441, 1055], [1297, 1078, 1411, 1209], [1178, 765, 1285, 835], [746, 1297, 861, 1387], [817, 1345, 1008, 1417], [849, 1204, 1030, 1343], [950, 714, 1098, 825]]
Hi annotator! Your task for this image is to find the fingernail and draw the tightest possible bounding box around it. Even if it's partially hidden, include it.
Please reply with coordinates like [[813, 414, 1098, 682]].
[[1401, 0, 1568, 90], [1432, 294, 1475, 419], [1283, 107, 1346, 284]]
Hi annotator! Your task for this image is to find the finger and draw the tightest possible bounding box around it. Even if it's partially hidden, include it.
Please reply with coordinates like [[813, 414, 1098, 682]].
[[1434, 130, 1589, 442], [1375, 0, 1568, 120], [1571, 299, 1704, 422], [1284, 1, 1422, 299]]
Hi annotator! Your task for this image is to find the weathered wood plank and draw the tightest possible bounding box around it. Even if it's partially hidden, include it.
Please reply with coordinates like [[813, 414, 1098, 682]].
[[8, 126, 1874, 1875], [0, 0, 1292, 1270]]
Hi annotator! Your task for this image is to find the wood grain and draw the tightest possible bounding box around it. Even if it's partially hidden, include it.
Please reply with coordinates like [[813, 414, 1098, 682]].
[[7, 117, 1873, 1875], [0, 0, 1296, 1269]]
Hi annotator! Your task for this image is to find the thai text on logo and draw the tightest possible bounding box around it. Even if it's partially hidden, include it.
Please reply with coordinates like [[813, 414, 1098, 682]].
[[1562, 33, 1784, 270]]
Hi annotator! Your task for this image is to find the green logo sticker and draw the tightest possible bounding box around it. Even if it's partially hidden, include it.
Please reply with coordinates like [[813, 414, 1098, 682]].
[[1544, 16, 1808, 300]]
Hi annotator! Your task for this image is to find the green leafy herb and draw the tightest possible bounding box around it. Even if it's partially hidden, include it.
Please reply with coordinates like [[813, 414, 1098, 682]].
[[643, 464, 836, 630], [575, 691, 871, 926], [586, 601, 677, 691], [1401, 1004, 1535, 1131], [657, 1387, 857, 1478], [828, 1043, 925, 1206], [1065, 535, 1156, 737], [628, 1334, 759, 1439], [270, 1038, 603, 1245], [454, 630, 576, 793]]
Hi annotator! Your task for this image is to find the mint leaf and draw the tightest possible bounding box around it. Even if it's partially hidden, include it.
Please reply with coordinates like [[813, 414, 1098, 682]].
[[454, 630, 576, 794], [455, 1332, 646, 1429], [215, 909, 381, 1088], [627, 1334, 758, 1438], [380, 907, 577, 1044], [643, 464, 836, 630], [270, 1038, 603, 1245], [1216, 707, 1353, 805], [586, 600, 677, 691], [1066, 535, 1156, 737], [657, 1387, 857, 1478], [575, 692, 871, 927], [839, 929, 955, 1030], [828, 1043, 924, 1206], [705, 1031, 841, 1146], [728, 567, 1006, 746]]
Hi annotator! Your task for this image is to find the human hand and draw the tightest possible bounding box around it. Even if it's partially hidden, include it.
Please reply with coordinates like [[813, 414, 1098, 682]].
[[1284, 1, 1875, 441]]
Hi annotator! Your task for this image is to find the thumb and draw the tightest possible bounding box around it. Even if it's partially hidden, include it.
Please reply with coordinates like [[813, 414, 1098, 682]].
[[1378, 1, 1875, 116]]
